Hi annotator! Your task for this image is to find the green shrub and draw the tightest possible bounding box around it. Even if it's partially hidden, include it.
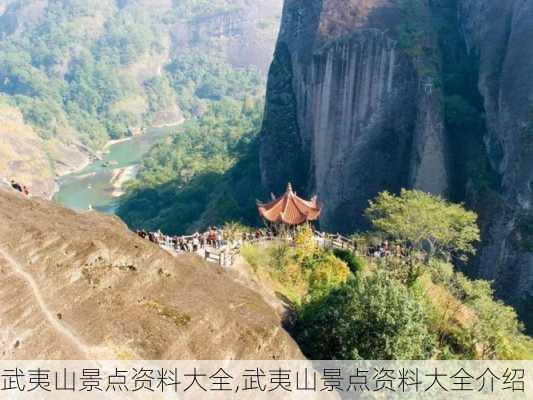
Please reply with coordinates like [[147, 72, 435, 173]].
[[302, 251, 351, 301], [296, 274, 435, 360], [366, 189, 480, 261], [450, 274, 533, 359], [332, 248, 364, 274]]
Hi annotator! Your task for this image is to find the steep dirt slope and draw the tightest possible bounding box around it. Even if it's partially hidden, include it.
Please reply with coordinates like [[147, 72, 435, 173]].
[[0, 188, 302, 359]]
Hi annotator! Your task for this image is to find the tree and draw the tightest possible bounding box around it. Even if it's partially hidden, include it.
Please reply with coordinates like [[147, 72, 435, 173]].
[[302, 251, 351, 301], [296, 274, 435, 359], [451, 274, 533, 360], [294, 225, 317, 262], [365, 189, 480, 261]]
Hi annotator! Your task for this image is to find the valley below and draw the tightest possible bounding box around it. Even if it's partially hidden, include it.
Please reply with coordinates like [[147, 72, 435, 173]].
[[54, 124, 178, 213], [0, 0, 532, 362]]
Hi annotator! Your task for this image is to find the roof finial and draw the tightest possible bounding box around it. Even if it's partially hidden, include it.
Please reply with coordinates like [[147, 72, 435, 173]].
[[287, 182, 293, 193]]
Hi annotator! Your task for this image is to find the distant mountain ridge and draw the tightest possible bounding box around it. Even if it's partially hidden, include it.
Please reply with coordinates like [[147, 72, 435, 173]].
[[0, 0, 282, 197]]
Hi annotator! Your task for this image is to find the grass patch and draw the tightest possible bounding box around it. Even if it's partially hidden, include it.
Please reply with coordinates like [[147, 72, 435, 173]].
[[143, 300, 191, 328], [240, 242, 307, 305]]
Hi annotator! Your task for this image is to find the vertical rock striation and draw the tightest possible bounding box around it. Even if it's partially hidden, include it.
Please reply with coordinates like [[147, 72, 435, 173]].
[[459, 0, 533, 330], [260, 0, 449, 232], [260, 0, 533, 330]]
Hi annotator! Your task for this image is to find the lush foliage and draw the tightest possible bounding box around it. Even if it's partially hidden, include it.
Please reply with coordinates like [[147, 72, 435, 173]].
[[240, 192, 532, 361], [241, 226, 351, 306], [166, 52, 263, 117], [413, 260, 533, 360], [366, 189, 480, 261], [0, 1, 157, 146], [297, 274, 435, 360], [332, 248, 364, 274], [295, 254, 533, 360], [132, 98, 261, 187], [0, 0, 264, 149], [117, 97, 265, 233]]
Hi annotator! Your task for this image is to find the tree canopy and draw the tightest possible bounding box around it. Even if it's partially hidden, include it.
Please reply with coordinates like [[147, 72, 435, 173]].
[[296, 274, 435, 360], [365, 189, 480, 260]]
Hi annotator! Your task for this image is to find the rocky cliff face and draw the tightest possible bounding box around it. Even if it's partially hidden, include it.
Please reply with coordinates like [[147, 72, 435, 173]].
[[175, 0, 283, 73], [0, 187, 302, 359], [458, 0, 533, 331], [260, 0, 533, 330], [260, 0, 448, 233]]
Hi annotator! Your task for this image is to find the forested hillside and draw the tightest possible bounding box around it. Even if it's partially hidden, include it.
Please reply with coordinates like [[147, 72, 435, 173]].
[[117, 95, 265, 233], [115, 2, 279, 233], [0, 0, 281, 196]]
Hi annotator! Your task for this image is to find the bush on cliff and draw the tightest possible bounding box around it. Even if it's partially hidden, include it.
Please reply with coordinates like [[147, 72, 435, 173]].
[[291, 191, 532, 360], [296, 274, 435, 360], [241, 226, 352, 306]]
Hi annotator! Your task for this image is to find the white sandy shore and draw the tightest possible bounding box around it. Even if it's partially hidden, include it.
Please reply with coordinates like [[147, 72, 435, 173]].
[[102, 136, 133, 152], [110, 165, 139, 197]]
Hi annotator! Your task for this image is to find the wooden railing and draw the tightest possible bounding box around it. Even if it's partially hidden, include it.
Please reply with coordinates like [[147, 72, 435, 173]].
[[154, 231, 361, 268], [317, 233, 356, 252], [204, 246, 240, 268]]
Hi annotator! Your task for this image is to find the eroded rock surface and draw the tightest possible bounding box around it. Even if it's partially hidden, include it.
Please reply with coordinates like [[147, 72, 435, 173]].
[[458, 0, 533, 331], [0, 188, 303, 359], [260, 0, 448, 233]]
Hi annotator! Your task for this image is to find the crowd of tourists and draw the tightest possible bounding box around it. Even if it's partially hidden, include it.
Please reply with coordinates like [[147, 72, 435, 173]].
[[315, 233, 413, 260], [367, 240, 407, 259], [6, 178, 30, 196], [135, 227, 280, 254], [135, 225, 413, 265]]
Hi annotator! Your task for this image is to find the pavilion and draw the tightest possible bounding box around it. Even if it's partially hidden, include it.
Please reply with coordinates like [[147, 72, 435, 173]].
[[257, 183, 321, 226]]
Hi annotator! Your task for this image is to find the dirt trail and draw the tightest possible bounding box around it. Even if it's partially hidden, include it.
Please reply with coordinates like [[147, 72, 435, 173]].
[[0, 246, 92, 358], [0, 187, 303, 360]]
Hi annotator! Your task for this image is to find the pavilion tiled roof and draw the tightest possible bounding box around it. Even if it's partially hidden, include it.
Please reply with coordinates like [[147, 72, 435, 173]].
[[257, 183, 321, 225]]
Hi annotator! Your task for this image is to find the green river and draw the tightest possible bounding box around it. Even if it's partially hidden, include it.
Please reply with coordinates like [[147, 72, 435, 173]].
[[54, 127, 173, 214]]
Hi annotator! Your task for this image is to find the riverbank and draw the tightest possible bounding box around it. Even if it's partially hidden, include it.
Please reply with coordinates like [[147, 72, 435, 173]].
[[102, 136, 134, 152], [51, 136, 136, 200], [54, 124, 179, 213], [111, 165, 139, 197], [50, 149, 94, 200]]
